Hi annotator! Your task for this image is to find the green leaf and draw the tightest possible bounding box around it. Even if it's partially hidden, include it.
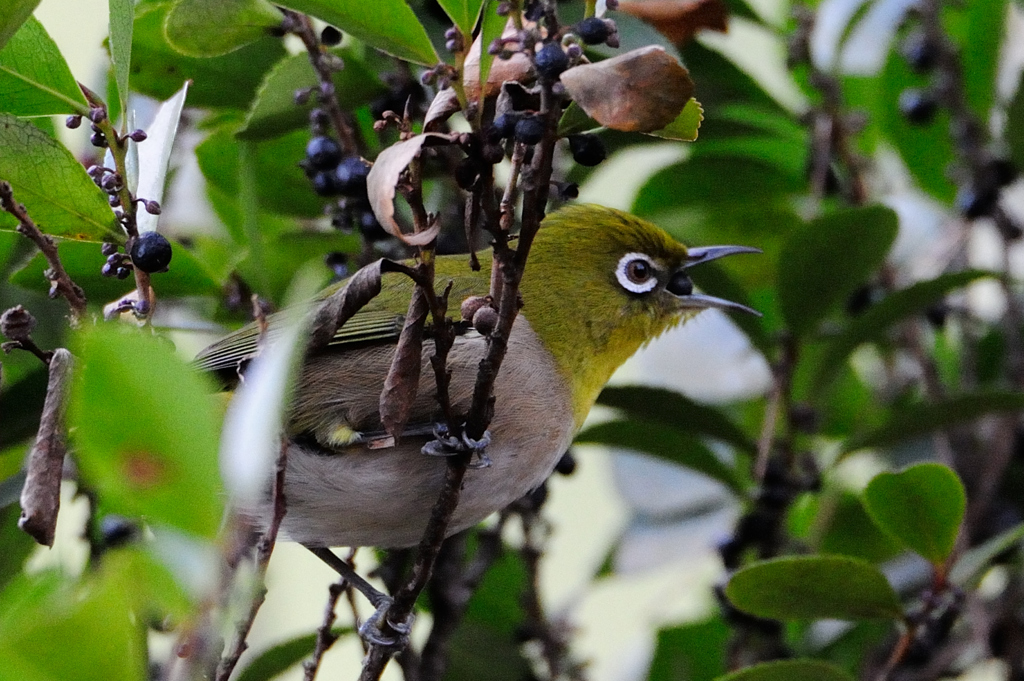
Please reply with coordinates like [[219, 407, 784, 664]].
[[435, 0, 485, 41], [556, 101, 600, 137], [236, 627, 353, 681], [950, 523, 1024, 587], [846, 391, 1024, 453], [713, 659, 856, 681], [647, 617, 728, 681], [777, 205, 898, 337], [576, 419, 745, 494], [0, 114, 119, 240], [276, 0, 439, 65], [237, 48, 385, 141], [129, 2, 286, 109], [645, 97, 704, 142], [10, 235, 221, 300], [0, 16, 89, 116], [0, 567, 146, 681], [165, 0, 282, 57], [474, 0, 506, 109], [815, 491, 903, 564], [809, 270, 995, 395], [197, 125, 326, 219], [862, 463, 965, 566], [0, 0, 39, 52], [108, 0, 134, 117], [0, 503, 35, 592], [725, 555, 903, 621], [960, 0, 1007, 122], [597, 385, 755, 453], [69, 325, 224, 538]]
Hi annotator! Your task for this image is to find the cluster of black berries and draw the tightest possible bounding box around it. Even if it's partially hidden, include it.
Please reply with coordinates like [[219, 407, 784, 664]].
[[897, 29, 941, 125], [301, 136, 387, 242], [573, 16, 619, 48], [718, 455, 820, 570]]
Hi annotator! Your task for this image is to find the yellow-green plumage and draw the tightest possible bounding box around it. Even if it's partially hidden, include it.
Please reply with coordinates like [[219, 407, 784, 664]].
[[196, 204, 755, 547]]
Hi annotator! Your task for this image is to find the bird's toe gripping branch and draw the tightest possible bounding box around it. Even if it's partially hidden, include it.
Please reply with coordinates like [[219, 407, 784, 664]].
[[421, 424, 493, 469]]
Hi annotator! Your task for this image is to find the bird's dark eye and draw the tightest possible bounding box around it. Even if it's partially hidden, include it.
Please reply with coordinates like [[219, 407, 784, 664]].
[[667, 271, 693, 297], [615, 253, 658, 293]]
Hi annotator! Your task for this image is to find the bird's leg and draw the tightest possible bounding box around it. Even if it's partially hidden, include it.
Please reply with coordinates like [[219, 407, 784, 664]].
[[305, 546, 413, 648], [421, 423, 492, 468]]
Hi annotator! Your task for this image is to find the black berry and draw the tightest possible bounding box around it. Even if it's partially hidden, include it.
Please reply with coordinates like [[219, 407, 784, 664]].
[[128, 129, 148, 143], [101, 261, 116, 277], [899, 89, 939, 125], [956, 185, 998, 220], [568, 134, 606, 166], [554, 451, 577, 475], [130, 232, 173, 273], [312, 170, 338, 196], [901, 30, 938, 73], [100, 515, 138, 548], [514, 115, 545, 145], [357, 209, 389, 242], [90, 132, 108, 148], [306, 136, 343, 171], [335, 156, 370, 196], [534, 42, 569, 81], [320, 25, 342, 46], [101, 242, 118, 257], [576, 17, 610, 45], [65, 115, 82, 129], [116, 266, 132, 279], [455, 158, 480, 189], [492, 112, 523, 140]]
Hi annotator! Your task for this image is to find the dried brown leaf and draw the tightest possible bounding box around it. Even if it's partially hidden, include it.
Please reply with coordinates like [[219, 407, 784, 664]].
[[560, 46, 695, 132], [618, 0, 728, 46], [380, 286, 429, 440], [463, 18, 534, 101], [307, 259, 396, 351], [366, 134, 447, 246], [424, 88, 461, 132], [19, 348, 73, 547]]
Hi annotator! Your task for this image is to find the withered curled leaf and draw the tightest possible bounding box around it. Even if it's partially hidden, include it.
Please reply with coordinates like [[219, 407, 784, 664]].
[[380, 286, 429, 439], [560, 46, 695, 132], [308, 259, 404, 351], [366, 134, 447, 246], [618, 0, 729, 46]]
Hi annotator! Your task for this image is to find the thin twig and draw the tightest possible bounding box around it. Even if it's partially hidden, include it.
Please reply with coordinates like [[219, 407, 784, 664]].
[[0, 183, 87, 323], [303, 578, 348, 681]]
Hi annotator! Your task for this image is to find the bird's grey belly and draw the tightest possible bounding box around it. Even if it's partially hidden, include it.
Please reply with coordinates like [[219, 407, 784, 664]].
[[271, 318, 575, 548]]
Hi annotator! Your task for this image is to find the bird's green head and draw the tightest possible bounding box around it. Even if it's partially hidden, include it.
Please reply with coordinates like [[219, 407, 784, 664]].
[[520, 204, 758, 427]]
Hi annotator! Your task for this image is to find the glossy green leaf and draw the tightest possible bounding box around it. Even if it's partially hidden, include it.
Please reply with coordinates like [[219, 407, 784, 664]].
[[597, 385, 755, 453], [436, 0, 485, 40], [108, 0, 134, 117], [236, 627, 353, 681], [70, 325, 224, 538], [777, 205, 898, 337], [576, 419, 745, 494], [725, 556, 903, 621], [0, 16, 88, 116], [165, 0, 282, 57], [809, 270, 995, 395], [276, 0, 438, 65], [556, 101, 599, 137], [646, 97, 703, 142], [846, 392, 1024, 454], [237, 48, 385, 140], [647, 617, 728, 681], [713, 659, 856, 681], [0, 0, 39, 52], [10, 235, 221, 300], [0, 114, 119, 240], [862, 463, 965, 565], [950, 523, 1024, 587], [197, 125, 325, 218], [129, 2, 286, 109], [815, 492, 903, 564]]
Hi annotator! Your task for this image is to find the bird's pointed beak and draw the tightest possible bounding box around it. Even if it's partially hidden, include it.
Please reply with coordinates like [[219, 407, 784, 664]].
[[683, 245, 763, 268], [671, 245, 762, 317]]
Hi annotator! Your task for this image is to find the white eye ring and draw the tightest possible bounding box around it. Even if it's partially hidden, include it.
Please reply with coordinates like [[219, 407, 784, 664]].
[[615, 253, 658, 294]]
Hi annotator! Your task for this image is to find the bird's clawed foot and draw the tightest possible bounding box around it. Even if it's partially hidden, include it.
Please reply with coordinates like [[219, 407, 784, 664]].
[[421, 424, 492, 468], [358, 598, 414, 648], [305, 546, 413, 649]]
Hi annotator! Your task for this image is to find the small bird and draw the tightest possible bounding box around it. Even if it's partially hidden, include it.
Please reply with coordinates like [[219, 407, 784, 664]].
[[196, 204, 758, 549]]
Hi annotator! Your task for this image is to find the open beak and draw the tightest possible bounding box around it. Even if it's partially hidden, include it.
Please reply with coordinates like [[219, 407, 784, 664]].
[[670, 245, 762, 317]]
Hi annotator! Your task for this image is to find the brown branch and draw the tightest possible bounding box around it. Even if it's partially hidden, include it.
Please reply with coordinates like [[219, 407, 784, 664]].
[[303, 578, 348, 681], [215, 439, 289, 681], [0, 183, 87, 324], [18, 348, 73, 546]]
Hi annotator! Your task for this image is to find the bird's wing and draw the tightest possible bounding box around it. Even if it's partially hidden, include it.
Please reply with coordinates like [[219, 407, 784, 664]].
[[193, 307, 407, 375]]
